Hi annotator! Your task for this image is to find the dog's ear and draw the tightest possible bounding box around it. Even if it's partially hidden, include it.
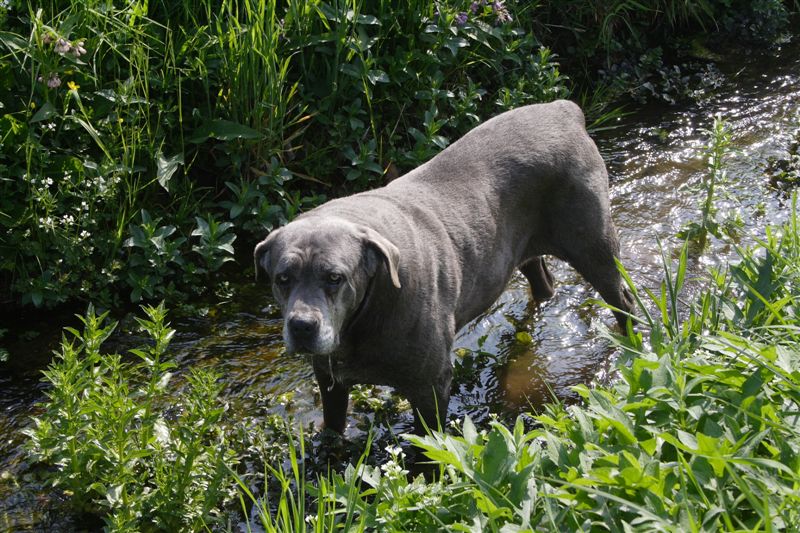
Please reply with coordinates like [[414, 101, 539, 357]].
[[361, 227, 401, 289], [253, 229, 280, 282]]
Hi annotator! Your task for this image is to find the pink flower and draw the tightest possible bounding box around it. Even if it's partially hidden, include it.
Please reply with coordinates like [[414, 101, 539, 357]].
[[47, 73, 61, 88]]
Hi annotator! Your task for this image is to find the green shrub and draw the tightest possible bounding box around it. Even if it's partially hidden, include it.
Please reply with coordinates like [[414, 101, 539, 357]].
[[24, 303, 238, 532], [2, 0, 790, 310], [0, 0, 570, 309]]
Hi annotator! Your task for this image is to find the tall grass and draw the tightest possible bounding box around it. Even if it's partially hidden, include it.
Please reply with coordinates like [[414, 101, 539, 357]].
[[2, 0, 793, 310], [1, 0, 570, 309]]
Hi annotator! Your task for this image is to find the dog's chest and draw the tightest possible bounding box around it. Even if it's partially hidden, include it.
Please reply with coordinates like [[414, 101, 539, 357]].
[[313, 352, 390, 387]]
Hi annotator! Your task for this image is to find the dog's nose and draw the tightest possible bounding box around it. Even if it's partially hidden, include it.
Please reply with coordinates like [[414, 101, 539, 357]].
[[288, 315, 319, 340]]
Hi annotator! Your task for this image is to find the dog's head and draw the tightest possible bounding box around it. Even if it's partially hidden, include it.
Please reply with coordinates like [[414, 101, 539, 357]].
[[254, 217, 401, 355]]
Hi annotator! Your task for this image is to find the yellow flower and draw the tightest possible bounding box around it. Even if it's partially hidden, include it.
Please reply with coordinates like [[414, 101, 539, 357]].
[[67, 81, 80, 91]]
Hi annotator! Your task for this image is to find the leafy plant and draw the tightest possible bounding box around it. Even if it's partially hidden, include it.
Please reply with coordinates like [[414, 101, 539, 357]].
[[679, 114, 743, 249], [191, 213, 237, 273], [123, 210, 188, 302], [25, 303, 238, 532]]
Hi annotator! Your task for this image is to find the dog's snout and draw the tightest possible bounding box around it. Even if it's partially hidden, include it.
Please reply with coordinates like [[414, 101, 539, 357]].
[[288, 315, 319, 340]]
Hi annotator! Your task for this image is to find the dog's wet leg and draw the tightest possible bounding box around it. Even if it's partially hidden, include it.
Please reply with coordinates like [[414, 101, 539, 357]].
[[406, 364, 452, 435], [564, 243, 634, 329], [519, 256, 555, 302], [313, 365, 350, 433]]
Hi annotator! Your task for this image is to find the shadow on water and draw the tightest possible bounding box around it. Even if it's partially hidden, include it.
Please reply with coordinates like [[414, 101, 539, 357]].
[[1, 39, 799, 530]]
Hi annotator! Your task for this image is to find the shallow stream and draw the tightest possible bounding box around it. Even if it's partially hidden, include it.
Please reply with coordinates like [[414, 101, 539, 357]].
[[1, 39, 799, 530]]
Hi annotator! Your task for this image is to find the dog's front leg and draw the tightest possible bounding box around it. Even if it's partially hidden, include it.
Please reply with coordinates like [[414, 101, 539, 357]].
[[313, 363, 350, 433]]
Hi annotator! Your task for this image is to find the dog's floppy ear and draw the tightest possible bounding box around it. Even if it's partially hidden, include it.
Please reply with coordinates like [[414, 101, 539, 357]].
[[360, 226, 401, 289], [253, 229, 280, 282]]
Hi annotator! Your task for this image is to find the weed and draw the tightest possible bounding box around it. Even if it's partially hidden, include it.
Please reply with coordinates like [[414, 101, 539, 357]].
[[679, 114, 743, 249], [25, 303, 238, 531]]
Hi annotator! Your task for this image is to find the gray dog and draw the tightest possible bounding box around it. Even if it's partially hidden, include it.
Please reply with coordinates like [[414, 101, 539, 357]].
[[254, 100, 634, 433]]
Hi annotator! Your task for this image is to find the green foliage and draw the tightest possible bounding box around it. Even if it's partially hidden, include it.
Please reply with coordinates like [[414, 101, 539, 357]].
[[715, 0, 791, 43], [279, 0, 569, 183], [191, 213, 237, 272], [0, 0, 570, 310], [1, 0, 794, 310], [24, 303, 238, 532]]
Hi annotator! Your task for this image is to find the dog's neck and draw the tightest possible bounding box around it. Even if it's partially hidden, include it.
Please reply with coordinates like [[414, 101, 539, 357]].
[[342, 272, 377, 338]]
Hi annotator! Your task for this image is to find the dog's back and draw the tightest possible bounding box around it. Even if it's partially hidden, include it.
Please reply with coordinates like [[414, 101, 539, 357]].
[[315, 100, 614, 329]]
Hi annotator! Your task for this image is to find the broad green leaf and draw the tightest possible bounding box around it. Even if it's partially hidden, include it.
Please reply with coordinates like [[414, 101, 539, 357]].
[[30, 102, 57, 123], [156, 152, 183, 191]]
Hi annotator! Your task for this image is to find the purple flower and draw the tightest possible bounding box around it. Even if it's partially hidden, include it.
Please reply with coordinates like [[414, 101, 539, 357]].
[[493, 1, 513, 24], [470, 2, 480, 14], [455, 12, 468, 26], [72, 41, 87, 57], [47, 73, 61, 88], [54, 38, 71, 54]]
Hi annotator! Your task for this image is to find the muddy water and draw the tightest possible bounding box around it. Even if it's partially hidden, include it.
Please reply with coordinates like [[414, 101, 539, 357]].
[[1, 40, 799, 530]]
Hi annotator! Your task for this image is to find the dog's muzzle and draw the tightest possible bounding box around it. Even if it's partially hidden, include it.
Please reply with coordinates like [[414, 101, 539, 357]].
[[285, 311, 337, 354]]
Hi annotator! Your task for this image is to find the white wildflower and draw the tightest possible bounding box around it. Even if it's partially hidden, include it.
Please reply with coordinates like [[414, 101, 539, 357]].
[[72, 41, 87, 57], [54, 38, 71, 54], [47, 73, 61, 88], [380, 459, 408, 480], [385, 444, 403, 458]]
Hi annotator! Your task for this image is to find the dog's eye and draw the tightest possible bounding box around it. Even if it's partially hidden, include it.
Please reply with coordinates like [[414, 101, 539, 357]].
[[326, 273, 343, 285], [276, 273, 291, 285]]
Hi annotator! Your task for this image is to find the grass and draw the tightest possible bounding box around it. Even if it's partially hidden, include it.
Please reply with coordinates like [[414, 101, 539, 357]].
[[2, 0, 793, 311]]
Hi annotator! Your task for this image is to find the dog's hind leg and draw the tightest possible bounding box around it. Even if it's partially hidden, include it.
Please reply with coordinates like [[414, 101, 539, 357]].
[[519, 256, 555, 302]]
